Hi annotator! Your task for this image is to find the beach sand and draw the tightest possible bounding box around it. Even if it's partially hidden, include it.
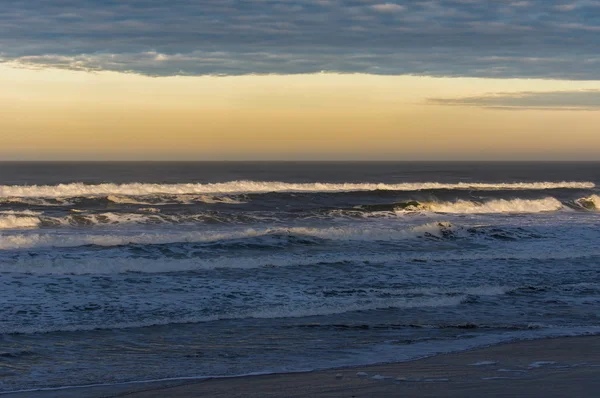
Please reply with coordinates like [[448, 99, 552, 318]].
[[9, 335, 600, 398]]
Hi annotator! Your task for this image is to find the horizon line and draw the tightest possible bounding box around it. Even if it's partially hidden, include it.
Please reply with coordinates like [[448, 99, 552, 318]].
[[1, 159, 600, 163]]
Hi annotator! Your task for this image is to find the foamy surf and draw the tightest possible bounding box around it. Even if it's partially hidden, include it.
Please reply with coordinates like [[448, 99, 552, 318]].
[[575, 194, 600, 210], [0, 211, 274, 230], [1, 162, 599, 394], [0, 222, 454, 250], [0, 195, 595, 231], [106, 194, 247, 205], [410, 197, 564, 214], [0, 180, 593, 198], [354, 196, 599, 216], [0, 215, 41, 229]]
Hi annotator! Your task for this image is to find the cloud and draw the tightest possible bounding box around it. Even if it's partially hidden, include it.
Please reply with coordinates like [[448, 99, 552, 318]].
[[0, 0, 599, 79], [371, 3, 406, 12], [510, 1, 533, 7], [10, 51, 600, 80], [554, 1, 600, 11], [555, 3, 579, 11], [429, 90, 600, 110], [560, 22, 600, 31]]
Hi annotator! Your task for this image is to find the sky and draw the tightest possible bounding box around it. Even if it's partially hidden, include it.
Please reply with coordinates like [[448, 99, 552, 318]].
[[1, 0, 600, 160]]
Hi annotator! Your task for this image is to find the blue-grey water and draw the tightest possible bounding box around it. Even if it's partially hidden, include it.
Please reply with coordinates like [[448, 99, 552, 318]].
[[1, 162, 599, 392]]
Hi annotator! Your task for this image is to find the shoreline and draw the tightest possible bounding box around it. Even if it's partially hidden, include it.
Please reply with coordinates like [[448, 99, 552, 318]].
[[7, 334, 600, 398]]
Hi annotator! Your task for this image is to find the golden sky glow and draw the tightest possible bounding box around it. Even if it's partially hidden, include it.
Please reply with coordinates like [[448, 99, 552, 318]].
[[2, 64, 600, 160]]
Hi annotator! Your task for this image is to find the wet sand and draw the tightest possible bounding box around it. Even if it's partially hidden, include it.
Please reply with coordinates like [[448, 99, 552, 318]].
[[8, 335, 600, 398]]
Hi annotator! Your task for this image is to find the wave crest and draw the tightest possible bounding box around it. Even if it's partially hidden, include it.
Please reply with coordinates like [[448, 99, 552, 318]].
[[575, 194, 600, 210], [0, 222, 453, 250], [0, 180, 593, 198], [418, 197, 563, 214], [0, 215, 41, 229]]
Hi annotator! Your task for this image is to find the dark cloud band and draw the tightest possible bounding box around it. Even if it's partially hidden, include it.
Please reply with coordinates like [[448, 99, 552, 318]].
[[1, 0, 599, 78]]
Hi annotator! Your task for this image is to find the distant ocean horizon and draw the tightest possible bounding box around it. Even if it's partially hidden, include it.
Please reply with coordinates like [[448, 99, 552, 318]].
[[1, 161, 599, 393]]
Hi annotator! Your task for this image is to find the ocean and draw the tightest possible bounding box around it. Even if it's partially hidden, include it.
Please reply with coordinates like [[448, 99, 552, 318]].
[[1, 161, 599, 393]]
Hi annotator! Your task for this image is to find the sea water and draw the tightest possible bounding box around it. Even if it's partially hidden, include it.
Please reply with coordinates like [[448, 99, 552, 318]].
[[1, 162, 599, 392]]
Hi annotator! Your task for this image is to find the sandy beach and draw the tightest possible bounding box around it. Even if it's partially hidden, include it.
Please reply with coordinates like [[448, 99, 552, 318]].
[[8, 335, 599, 398]]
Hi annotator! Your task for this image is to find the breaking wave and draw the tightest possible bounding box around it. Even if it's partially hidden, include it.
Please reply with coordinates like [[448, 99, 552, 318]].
[[0, 222, 454, 250], [0, 180, 593, 198], [0, 210, 43, 216], [575, 194, 600, 210], [354, 196, 600, 216], [406, 197, 563, 214], [0, 215, 41, 230], [106, 194, 246, 205], [0, 211, 279, 230], [0, 195, 595, 231]]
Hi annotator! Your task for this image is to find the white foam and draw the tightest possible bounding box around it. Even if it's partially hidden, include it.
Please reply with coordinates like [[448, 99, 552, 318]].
[[57, 212, 156, 226], [0, 197, 70, 206], [0, 215, 40, 230], [576, 194, 600, 210], [0, 181, 593, 198], [140, 207, 161, 213], [371, 375, 390, 380], [21, 211, 244, 228], [410, 198, 563, 214], [0, 210, 42, 216], [106, 194, 248, 205], [0, 223, 451, 250], [106, 195, 152, 205], [469, 360, 498, 366], [2, 211, 252, 229], [192, 195, 247, 204], [528, 361, 556, 368]]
